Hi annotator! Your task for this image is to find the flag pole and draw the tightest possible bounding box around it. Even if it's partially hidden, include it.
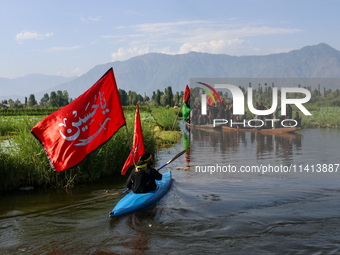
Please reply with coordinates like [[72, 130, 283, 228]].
[[125, 124, 136, 165]]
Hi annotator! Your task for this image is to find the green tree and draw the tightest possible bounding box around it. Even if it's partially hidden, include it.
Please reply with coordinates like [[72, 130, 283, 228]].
[[119, 89, 128, 106], [27, 94, 37, 107], [8, 99, 15, 108], [155, 89, 162, 106], [165, 86, 174, 106], [56, 90, 64, 106], [40, 93, 50, 107], [128, 90, 138, 105], [62, 90, 69, 106], [50, 91, 58, 107], [179, 91, 184, 101], [160, 94, 168, 106], [173, 92, 180, 106], [14, 99, 23, 108], [137, 94, 143, 103], [143, 94, 150, 102]]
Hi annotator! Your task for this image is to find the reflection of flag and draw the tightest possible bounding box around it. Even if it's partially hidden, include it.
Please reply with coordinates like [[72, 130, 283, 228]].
[[183, 131, 190, 150], [31, 68, 126, 172], [183, 131, 191, 167], [121, 103, 145, 175], [182, 85, 190, 123]]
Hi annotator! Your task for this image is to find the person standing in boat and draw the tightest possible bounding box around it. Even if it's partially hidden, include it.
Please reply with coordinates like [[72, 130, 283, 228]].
[[265, 106, 272, 128], [286, 104, 293, 125], [294, 112, 302, 127], [126, 154, 162, 194]]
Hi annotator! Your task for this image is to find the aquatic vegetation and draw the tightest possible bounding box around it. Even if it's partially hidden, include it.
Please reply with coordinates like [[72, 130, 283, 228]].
[[303, 107, 340, 128], [0, 107, 181, 192], [0, 116, 157, 192], [150, 107, 180, 131]]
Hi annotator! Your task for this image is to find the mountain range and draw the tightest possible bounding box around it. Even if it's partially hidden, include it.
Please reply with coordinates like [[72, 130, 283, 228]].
[[1, 43, 340, 102]]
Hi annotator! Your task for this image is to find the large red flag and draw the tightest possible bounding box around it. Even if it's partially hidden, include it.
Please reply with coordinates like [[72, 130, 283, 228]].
[[31, 68, 126, 172], [121, 103, 145, 175]]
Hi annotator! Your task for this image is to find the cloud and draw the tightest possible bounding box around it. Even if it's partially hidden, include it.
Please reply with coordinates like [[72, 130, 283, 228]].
[[56, 67, 84, 77], [15, 31, 53, 44], [111, 47, 149, 61], [80, 16, 101, 22], [131, 20, 213, 34], [109, 19, 303, 60], [33, 45, 82, 52], [179, 39, 244, 54]]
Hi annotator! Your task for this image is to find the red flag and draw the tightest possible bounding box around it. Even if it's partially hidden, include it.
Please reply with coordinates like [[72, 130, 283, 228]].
[[183, 85, 190, 105], [207, 90, 219, 106], [121, 103, 145, 175], [31, 68, 126, 172]]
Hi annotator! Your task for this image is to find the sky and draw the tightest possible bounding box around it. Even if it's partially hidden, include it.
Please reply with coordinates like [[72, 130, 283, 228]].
[[1, 0, 340, 79]]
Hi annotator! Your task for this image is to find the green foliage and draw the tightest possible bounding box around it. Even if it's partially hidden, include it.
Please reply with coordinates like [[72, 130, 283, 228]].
[[28, 94, 38, 107], [49, 91, 58, 107], [303, 107, 340, 128], [0, 108, 60, 116], [119, 89, 128, 106], [0, 114, 157, 192], [151, 107, 179, 131]]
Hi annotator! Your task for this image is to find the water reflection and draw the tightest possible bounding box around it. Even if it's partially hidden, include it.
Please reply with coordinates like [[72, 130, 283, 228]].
[[189, 127, 302, 166]]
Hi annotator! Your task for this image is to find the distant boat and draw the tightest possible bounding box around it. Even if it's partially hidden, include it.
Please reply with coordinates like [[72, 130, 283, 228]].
[[222, 126, 302, 134]]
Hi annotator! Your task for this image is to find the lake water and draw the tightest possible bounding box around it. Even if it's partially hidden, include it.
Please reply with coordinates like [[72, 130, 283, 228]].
[[1, 127, 340, 254]]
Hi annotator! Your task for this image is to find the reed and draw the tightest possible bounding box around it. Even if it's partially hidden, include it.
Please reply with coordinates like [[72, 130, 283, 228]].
[[0, 116, 157, 192], [0, 106, 181, 192], [302, 107, 340, 128], [150, 107, 180, 131]]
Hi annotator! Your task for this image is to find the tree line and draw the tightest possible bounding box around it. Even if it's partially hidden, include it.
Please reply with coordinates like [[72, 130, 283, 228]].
[[190, 82, 340, 107], [1, 86, 185, 109]]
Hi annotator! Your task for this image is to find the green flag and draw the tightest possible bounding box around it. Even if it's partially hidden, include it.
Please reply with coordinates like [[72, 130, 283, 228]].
[[182, 85, 190, 123], [182, 102, 190, 123]]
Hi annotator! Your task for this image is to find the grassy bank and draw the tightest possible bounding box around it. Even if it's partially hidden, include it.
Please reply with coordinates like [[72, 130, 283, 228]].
[[0, 107, 181, 192], [242, 104, 340, 129], [302, 107, 340, 128]]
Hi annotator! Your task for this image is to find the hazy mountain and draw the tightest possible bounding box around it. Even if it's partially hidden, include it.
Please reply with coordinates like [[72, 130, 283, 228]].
[[2, 43, 340, 102], [0, 74, 76, 102]]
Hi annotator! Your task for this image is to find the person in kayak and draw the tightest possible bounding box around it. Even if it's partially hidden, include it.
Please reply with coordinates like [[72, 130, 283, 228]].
[[140, 152, 154, 167], [126, 158, 162, 194]]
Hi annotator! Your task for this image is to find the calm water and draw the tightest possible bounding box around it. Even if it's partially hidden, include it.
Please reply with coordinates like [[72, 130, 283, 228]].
[[1, 127, 340, 254]]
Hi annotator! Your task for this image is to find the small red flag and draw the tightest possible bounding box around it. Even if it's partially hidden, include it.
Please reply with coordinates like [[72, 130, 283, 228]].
[[31, 68, 126, 172], [121, 103, 145, 175], [183, 85, 190, 105]]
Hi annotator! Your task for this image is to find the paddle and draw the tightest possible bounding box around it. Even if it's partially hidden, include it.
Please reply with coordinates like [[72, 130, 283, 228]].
[[123, 149, 187, 193], [157, 149, 186, 170]]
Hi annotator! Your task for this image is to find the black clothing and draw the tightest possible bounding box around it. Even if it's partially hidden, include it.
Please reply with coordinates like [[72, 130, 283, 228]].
[[286, 105, 293, 119], [211, 106, 218, 120], [218, 105, 225, 119], [294, 116, 302, 127], [126, 166, 162, 193]]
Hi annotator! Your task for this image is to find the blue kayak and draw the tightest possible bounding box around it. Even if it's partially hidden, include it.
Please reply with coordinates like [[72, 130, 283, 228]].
[[109, 171, 172, 217]]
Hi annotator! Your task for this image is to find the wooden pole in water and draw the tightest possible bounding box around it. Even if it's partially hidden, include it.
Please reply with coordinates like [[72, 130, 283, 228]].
[[171, 105, 182, 131]]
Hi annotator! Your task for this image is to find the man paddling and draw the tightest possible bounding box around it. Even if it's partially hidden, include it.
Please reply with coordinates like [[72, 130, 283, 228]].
[[126, 154, 162, 193]]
